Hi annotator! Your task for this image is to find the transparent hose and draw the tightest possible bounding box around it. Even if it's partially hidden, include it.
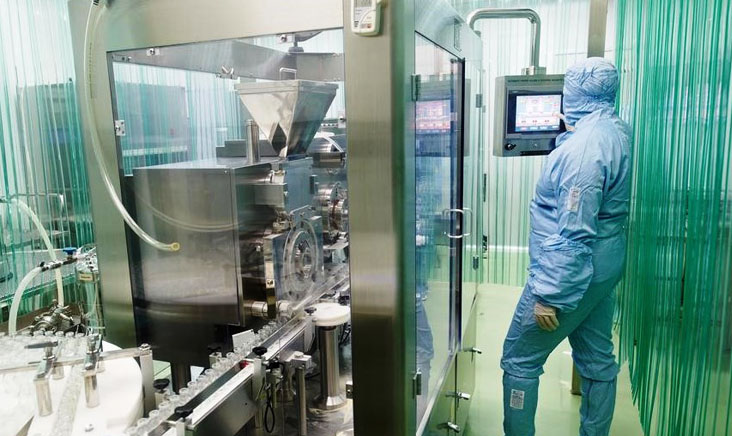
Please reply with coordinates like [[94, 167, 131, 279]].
[[82, 2, 180, 252], [5, 198, 64, 306], [7, 266, 42, 335]]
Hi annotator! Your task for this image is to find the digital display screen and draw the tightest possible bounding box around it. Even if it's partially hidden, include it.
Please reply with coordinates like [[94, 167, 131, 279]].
[[514, 94, 562, 132], [416, 100, 451, 132], [353, 0, 372, 25]]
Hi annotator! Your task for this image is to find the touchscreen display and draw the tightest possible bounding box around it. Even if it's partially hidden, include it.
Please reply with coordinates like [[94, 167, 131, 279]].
[[515, 94, 561, 132]]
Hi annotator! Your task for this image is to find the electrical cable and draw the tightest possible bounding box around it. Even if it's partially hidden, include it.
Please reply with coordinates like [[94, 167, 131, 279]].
[[264, 385, 275, 433]]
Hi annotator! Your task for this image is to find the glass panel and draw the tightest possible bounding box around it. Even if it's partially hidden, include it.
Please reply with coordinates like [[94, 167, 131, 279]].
[[449, 0, 604, 286], [415, 33, 463, 426], [0, 0, 95, 321], [107, 30, 347, 365]]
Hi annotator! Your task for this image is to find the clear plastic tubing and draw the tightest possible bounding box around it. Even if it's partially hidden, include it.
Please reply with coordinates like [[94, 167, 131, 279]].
[[6, 198, 64, 305], [82, 2, 179, 252], [8, 266, 43, 335]]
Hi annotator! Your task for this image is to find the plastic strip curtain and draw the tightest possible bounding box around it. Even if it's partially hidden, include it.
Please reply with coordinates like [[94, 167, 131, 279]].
[[112, 63, 245, 175], [451, 0, 611, 285], [111, 31, 347, 177], [615, 0, 732, 434], [0, 0, 94, 316]]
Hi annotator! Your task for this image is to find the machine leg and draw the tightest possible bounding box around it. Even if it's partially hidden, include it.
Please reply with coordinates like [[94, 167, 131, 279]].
[[296, 366, 308, 436], [317, 326, 346, 410]]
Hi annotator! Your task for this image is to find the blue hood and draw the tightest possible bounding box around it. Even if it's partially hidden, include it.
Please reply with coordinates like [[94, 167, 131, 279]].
[[562, 57, 619, 125]]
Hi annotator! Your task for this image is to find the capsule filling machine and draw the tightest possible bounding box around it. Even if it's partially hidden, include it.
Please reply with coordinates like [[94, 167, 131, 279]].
[[127, 77, 347, 367], [69, 0, 484, 434]]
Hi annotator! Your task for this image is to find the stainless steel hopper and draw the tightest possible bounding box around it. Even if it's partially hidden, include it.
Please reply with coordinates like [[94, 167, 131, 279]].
[[235, 80, 338, 158]]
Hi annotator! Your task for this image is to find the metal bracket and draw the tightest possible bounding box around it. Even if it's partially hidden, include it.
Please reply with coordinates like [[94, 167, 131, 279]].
[[475, 93, 483, 109], [114, 120, 126, 136], [345, 381, 354, 399], [411, 74, 422, 101], [413, 369, 423, 397]]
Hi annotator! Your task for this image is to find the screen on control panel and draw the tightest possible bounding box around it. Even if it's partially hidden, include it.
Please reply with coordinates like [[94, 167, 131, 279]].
[[514, 94, 562, 132]]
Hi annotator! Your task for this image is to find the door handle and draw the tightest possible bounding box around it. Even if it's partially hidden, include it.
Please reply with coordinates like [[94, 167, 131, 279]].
[[442, 208, 472, 239], [439, 422, 461, 433], [448, 391, 471, 401], [462, 207, 473, 238]]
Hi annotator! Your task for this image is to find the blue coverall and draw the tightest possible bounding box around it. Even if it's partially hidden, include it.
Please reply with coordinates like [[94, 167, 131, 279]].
[[501, 58, 632, 436]]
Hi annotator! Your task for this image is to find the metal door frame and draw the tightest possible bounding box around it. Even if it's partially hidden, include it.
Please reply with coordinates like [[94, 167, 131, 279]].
[[346, 1, 482, 434]]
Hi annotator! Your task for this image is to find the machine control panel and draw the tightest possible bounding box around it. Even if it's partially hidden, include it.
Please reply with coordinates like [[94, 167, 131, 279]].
[[351, 0, 383, 36], [493, 74, 565, 157]]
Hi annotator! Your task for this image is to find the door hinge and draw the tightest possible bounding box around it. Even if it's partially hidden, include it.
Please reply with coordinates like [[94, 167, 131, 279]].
[[413, 369, 423, 397], [411, 74, 422, 101], [476, 93, 483, 108], [114, 120, 126, 137]]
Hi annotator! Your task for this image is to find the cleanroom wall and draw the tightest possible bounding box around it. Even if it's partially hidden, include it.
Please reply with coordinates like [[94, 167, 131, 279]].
[[0, 0, 94, 318], [451, 0, 616, 286], [615, 0, 732, 435]]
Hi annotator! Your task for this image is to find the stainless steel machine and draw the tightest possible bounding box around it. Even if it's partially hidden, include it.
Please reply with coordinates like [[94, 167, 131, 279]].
[[69, 0, 485, 434], [128, 78, 346, 369]]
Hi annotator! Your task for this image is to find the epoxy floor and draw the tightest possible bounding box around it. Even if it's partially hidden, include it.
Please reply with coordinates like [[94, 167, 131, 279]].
[[465, 284, 645, 436]]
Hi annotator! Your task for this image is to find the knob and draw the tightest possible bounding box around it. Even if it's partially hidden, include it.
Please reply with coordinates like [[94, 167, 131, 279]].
[[153, 378, 170, 392], [505, 143, 517, 151], [174, 405, 195, 418], [62, 247, 77, 256], [252, 346, 268, 357]]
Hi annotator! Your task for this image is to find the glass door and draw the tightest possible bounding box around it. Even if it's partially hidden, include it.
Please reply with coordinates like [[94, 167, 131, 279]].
[[414, 33, 464, 429]]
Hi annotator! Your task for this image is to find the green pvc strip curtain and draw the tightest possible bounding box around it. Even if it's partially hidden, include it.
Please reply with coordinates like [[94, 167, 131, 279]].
[[0, 0, 94, 315], [451, 0, 614, 285], [616, 0, 732, 435]]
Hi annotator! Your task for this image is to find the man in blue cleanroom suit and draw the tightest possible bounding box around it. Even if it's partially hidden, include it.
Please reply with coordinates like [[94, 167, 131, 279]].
[[501, 57, 632, 436]]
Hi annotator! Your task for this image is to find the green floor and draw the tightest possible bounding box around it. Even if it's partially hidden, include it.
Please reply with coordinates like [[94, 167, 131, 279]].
[[465, 284, 645, 436]]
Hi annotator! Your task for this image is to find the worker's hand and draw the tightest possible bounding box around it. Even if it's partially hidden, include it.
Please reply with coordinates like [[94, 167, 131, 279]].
[[534, 302, 559, 331]]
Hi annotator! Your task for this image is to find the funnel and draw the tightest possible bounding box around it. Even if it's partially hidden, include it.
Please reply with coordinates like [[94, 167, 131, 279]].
[[236, 80, 338, 158]]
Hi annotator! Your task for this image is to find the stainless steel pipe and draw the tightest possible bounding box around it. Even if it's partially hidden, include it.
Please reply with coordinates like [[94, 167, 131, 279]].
[[296, 366, 307, 436], [246, 120, 260, 165], [317, 326, 346, 409], [467, 8, 544, 75]]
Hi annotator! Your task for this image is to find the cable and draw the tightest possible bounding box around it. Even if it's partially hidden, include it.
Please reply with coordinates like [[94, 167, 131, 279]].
[[82, 1, 179, 252], [264, 385, 275, 433]]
